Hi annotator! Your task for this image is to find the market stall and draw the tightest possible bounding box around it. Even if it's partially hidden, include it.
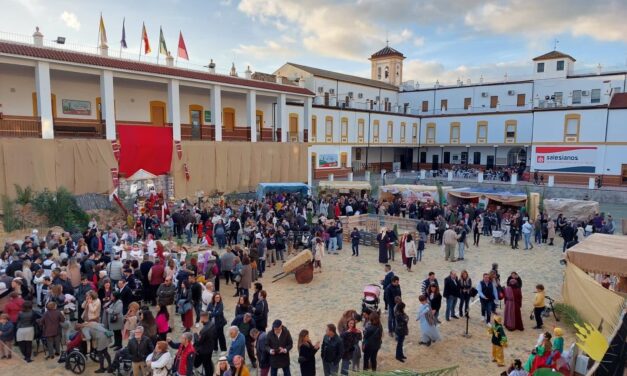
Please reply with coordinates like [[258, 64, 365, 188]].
[[447, 187, 540, 219], [379, 184, 452, 204], [317, 180, 371, 198], [256, 182, 310, 200]]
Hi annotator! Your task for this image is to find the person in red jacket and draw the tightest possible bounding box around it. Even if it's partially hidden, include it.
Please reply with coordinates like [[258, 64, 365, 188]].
[[4, 291, 24, 323], [168, 332, 195, 376]]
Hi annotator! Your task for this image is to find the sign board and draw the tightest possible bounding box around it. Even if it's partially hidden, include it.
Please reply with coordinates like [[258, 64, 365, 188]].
[[318, 154, 338, 168], [62, 99, 91, 115], [532, 146, 597, 173], [204, 110, 211, 123]]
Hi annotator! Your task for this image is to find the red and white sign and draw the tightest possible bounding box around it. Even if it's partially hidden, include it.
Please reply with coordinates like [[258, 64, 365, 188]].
[[532, 146, 597, 173]]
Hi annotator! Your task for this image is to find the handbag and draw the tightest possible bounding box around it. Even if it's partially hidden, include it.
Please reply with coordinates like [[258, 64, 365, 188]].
[[110, 313, 119, 323]]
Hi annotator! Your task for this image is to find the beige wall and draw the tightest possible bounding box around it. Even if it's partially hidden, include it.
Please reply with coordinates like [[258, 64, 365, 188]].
[[50, 70, 100, 119], [0, 64, 36, 116]]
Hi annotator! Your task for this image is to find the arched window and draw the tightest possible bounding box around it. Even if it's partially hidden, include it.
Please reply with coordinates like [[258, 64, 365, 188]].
[[384, 66, 389, 78]]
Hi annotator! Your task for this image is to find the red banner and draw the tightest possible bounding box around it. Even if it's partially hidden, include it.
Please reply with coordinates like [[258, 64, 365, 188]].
[[118, 125, 173, 177]]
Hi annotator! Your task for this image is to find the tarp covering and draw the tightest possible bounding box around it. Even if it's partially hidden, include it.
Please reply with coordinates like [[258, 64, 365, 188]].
[[447, 187, 539, 218], [256, 182, 309, 199], [562, 262, 625, 338], [118, 125, 173, 177], [380, 184, 452, 203], [566, 234, 627, 277], [171, 141, 308, 199], [318, 181, 372, 191], [544, 198, 600, 223], [0, 139, 116, 199]]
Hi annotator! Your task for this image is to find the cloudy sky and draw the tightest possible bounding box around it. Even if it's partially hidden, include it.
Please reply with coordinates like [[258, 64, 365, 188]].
[[2, 0, 627, 85]]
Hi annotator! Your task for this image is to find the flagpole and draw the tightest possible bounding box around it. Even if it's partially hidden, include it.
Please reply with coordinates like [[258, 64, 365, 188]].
[[120, 17, 123, 58], [138, 23, 142, 61]]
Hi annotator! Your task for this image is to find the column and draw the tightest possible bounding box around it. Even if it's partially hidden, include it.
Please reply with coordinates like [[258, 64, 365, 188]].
[[277, 93, 287, 142], [211, 84, 222, 141], [307, 148, 313, 187], [35, 61, 54, 139], [303, 97, 312, 142], [168, 79, 181, 141], [246, 90, 257, 142], [100, 70, 116, 140]]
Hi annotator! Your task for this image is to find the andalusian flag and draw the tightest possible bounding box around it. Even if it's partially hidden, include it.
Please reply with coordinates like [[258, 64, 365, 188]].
[[98, 14, 108, 46], [159, 27, 168, 55], [141, 22, 151, 54]]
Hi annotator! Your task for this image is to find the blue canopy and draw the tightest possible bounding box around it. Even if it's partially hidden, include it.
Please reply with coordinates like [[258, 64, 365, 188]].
[[256, 182, 310, 199]]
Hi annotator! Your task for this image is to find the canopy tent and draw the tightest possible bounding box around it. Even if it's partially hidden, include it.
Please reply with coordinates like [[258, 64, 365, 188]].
[[447, 187, 539, 218], [380, 184, 452, 204], [256, 182, 309, 199], [318, 180, 371, 195], [127, 169, 158, 181], [566, 233, 627, 277]]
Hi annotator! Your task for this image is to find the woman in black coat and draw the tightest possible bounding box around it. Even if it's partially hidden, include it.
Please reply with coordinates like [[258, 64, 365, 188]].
[[362, 312, 383, 371], [298, 329, 319, 376], [427, 283, 443, 323], [376, 229, 390, 264]]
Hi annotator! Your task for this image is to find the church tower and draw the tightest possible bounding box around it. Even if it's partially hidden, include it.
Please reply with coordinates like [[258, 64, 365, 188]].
[[369, 44, 405, 86]]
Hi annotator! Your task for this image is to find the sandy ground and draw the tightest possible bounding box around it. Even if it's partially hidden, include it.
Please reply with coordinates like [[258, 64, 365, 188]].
[[1, 235, 577, 376]]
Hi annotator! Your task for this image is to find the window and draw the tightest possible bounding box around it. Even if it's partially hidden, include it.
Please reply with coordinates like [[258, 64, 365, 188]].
[[358, 119, 365, 139], [377, 67, 381, 80], [426, 123, 436, 143], [450, 122, 460, 143], [440, 99, 448, 111], [572, 90, 582, 104], [355, 148, 361, 160], [387, 121, 393, 142], [422, 101, 429, 112], [476, 121, 488, 142], [490, 96, 498, 108], [400, 122, 406, 142], [537, 62, 545, 73], [517, 94, 526, 107], [556, 60, 564, 71], [443, 152, 451, 164], [373, 120, 380, 142], [564, 114, 580, 142], [591, 89, 601, 104], [325, 116, 333, 139], [341, 117, 348, 140], [464, 97, 471, 110], [412, 123, 418, 142], [420, 152, 427, 164], [505, 120, 517, 142], [311, 116, 317, 138], [384, 66, 389, 78]]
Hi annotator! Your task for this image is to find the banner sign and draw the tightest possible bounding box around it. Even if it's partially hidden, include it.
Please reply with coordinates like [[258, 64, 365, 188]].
[[62, 99, 91, 115], [532, 146, 597, 173], [318, 154, 338, 168]]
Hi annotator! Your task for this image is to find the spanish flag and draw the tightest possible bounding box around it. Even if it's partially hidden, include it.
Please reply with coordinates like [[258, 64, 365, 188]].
[[98, 14, 108, 46], [177, 31, 189, 60], [141, 22, 151, 54], [159, 27, 167, 55]]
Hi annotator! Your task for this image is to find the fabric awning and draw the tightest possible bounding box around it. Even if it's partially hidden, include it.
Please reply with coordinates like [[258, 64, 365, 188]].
[[380, 184, 451, 194], [566, 233, 627, 277], [447, 187, 528, 204], [318, 181, 372, 191]]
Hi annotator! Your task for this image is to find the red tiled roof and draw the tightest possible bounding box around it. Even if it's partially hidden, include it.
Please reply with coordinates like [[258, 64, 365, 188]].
[[609, 93, 627, 109], [0, 41, 314, 96], [532, 50, 576, 62], [370, 46, 405, 59]]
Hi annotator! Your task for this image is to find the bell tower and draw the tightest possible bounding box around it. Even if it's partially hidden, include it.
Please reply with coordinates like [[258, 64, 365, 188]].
[[369, 43, 405, 86]]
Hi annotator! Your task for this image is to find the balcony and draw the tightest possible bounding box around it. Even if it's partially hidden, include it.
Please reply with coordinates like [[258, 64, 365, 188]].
[[0, 115, 41, 137], [54, 118, 105, 138]]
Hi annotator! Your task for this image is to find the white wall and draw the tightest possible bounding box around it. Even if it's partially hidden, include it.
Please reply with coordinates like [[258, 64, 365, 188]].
[[0, 64, 35, 116], [532, 108, 608, 143], [50, 70, 100, 119], [607, 108, 627, 142], [534, 75, 625, 107], [114, 78, 167, 122], [533, 58, 572, 80], [421, 113, 533, 145]]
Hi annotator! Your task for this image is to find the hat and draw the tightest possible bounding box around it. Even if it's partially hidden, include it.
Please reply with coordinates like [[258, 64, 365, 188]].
[[272, 319, 283, 329], [553, 327, 563, 337], [218, 356, 227, 362], [493, 315, 502, 324]]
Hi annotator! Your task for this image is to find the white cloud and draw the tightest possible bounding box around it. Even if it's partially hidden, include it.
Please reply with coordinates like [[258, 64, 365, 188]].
[[413, 36, 425, 47], [9, 0, 45, 15], [233, 39, 298, 61], [403, 58, 529, 86], [60, 11, 80, 31]]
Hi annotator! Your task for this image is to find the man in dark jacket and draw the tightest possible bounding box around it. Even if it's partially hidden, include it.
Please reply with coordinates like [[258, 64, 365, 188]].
[[127, 326, 154, 376], [231, 313, 257, 367], [195, 312, 216, 376], [321, 323, 343, 375], [255, 329, 270, 373], [253, 290, 269, 332], [443, 270, 461, 321], [265, 320, 293, 375], [189, 275, 203, 325], [562, 222, 576, 252], [383, 276, 402, 336]]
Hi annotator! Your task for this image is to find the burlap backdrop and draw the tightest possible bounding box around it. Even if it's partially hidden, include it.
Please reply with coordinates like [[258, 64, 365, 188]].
[[172, 141, 308, 200], [0, 139, 116, 199]]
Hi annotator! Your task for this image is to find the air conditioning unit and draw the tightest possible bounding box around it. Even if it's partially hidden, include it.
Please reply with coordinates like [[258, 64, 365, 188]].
[[477, 138, 486, 144], [508, 90, 516, 96], [317, 86, 324, 94], [426, 139, 435, 145], [538, 100, 546, 108], [481, 92, 489, 97], [505, 137, 515, 144], [565, 136, 578, 142], [384, 97, 389, 102], [348, 92, 354, 99], [357, 93, 363, 99], [581, 90, 590, 96], [329, 89, 335, 95], [341, 137, 348, 143], [375, 96, 380, 101], [325, 136, 332, 142]]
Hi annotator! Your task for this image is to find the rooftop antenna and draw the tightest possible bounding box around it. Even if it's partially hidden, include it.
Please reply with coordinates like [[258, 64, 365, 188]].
[[553, 38, 559, 51]]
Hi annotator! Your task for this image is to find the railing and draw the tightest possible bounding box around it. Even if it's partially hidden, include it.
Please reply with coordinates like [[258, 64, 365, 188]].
[[53, 118, 105, 138], [0, 116, 41, 137]]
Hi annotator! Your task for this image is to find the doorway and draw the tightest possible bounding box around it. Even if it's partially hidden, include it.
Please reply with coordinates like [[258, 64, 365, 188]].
[[473, 152, 481, 165], [150, 101, 166, 126], [431, 154, 439, 170], [223, 107, 235, 131], [190, 110, 201, 140], [486, 155, 495, 170]]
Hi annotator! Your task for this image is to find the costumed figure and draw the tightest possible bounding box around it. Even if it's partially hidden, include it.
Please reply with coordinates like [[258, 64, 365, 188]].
[[489, 315, 507, 367]]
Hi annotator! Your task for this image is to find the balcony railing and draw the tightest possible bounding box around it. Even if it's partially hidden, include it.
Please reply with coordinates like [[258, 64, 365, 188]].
[[0, 116, 41, 137]]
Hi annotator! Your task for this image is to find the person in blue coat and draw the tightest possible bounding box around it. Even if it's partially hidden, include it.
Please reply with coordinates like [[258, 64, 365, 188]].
[[226, 326, 246, 365]]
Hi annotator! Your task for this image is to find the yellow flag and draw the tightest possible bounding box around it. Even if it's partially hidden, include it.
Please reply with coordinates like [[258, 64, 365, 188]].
[[99, 14, 108, 46]]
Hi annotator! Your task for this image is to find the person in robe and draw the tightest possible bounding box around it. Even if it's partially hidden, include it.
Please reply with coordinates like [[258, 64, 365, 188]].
[[503, 278, 524, 331], [376, 228, 390, 264]]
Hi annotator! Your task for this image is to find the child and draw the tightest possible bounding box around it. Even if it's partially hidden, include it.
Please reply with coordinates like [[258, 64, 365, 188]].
[[0, 313, 14, 359], [381, 264, 394, 309], [429, 221, 436, 243], [490, 315, 507, 367], [313, 238, 324, 273], [532, 284, 546, 329], [547, 327, 564, 367], [505, 359, 528, 376]]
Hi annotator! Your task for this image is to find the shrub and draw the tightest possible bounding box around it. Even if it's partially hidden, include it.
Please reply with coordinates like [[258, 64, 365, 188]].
[[14, 184, 34, 205], [32, 187, 89, 232], [553, 303, 584, 329], [2, 195, 23, 232]]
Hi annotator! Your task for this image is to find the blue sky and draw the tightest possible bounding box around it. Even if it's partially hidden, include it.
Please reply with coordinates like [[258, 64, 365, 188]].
[[2, 0, 627, 85]]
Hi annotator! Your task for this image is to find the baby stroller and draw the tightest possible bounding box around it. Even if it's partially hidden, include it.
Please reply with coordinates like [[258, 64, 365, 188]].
[[60, 331, 98, 374], [361, 284, 381, 315]]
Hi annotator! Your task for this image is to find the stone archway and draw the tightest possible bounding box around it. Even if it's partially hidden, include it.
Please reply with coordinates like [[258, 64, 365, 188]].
[[507, 147, 526, 166]]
